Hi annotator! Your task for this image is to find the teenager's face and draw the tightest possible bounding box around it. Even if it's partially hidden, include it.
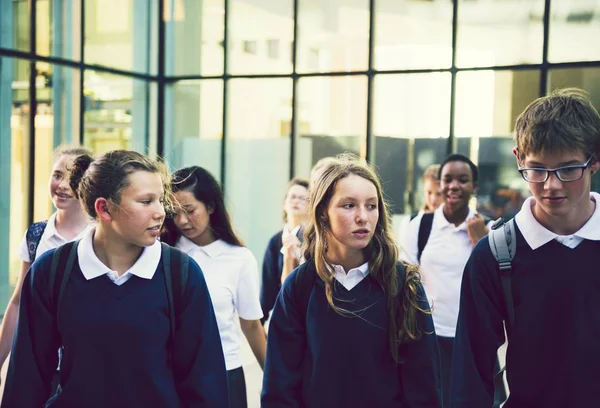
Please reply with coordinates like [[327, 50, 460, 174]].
[[49, 154, 79, 211], [423, 178, 442, 211], [440, 161, 476, 213], [284, 184, 309, 221], [520, 150, 599, 222], [110, 171, 165, 247], [326, 174, 379, 256], [173, 190, 215, 246]]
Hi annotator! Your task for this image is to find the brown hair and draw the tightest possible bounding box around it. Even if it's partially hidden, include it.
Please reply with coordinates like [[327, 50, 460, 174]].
[[69, 150, 173, 218], [303, 154, 428, 362], [52, 145, 93, 162], [515, 88, 600, 161], [282, 177, 310, 222]]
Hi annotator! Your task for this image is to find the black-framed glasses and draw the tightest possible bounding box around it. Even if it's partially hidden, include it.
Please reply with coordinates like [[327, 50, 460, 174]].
[[518, 155, 595, 183]]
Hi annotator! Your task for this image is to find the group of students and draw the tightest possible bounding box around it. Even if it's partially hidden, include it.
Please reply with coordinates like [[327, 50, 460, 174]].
[[0, 87, 599, 408]]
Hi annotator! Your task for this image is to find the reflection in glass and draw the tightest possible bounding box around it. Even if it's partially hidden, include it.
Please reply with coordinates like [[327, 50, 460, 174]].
[[225, 79, 292, 262], [165, 80, 223, 180], [297, 0, 369, 73], [84, 0, 157, 73], [165, 0, 225, 76], [294, 76, 367, 179], [83, 71, 151, 154], [374, 1, 452, 70], [456, 0, 544, 67], [373, 73, 451, 215], [228, 0, 293, 75], [549, 0, 600, 63]]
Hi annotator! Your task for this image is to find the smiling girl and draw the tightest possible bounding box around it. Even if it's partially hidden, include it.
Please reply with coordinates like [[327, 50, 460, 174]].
[[261, 154, 441, 408], [1, 150, 227, 408]]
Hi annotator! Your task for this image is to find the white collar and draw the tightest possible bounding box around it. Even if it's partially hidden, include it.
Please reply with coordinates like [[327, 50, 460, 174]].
[[433, 204, 477, 231], [515, 192, 600, 250], [332, 261, 370, 277], [177, 236, 231, 258], [44, 213, 61, 239], [282, 224, 302, 240], [77, 227, 161, 281]]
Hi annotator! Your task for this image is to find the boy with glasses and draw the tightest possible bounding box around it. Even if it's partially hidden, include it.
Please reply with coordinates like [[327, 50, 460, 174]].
[[450, 88, 600, 408]]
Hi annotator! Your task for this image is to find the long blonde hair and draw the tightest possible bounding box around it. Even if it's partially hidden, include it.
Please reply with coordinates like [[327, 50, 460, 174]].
[[302, 154, 427, 362]]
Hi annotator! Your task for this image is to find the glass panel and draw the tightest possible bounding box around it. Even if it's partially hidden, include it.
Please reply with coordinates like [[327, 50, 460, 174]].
[[4, 0, 30, 52], [225, 78, 292, 262], [548, 67, 600, 192], [294, 76, 368, 179], [373, 73, 451, 217], [165, 80, 223, 181], [83, 71, 150, 154], [549, 0, 600, 63], [297, 0, 369, 73], [228, 0, 293, 75], [455, 70, 540, 219], [37, 0, 82, 60], [84, 0, 157, 74], [374, 0, 452, 70], [165, 0, 225, 76], [456, 0, 544, 67]]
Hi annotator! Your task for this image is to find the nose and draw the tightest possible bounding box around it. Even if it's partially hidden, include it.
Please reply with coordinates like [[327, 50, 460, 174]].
[[544, 171, 563, 190], [58, 176, 70, 191], [174, 211, 188, 227], [154, 201, 166, 220], [355, 206, 368, 223]]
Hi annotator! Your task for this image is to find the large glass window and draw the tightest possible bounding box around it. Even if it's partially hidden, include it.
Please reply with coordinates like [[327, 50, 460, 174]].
[[37, 0, 82, 60], [549, 0, 600, 63]]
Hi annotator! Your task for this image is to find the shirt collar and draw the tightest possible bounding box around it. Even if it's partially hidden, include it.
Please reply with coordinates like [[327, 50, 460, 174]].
[[282, 224, 302, 240], [515, 192, 600, 250], [332, 261, 370, 277], [77, 227, 161, 281], [45, 213, 61, 239], [433, 204, 477, 231], [177, 236, 230, 258]]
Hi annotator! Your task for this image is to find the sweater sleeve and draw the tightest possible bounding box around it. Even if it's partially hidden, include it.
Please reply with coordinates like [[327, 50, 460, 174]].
[[1, 251, 61, 408], [261, 268, 306, 408], [171, 258, 229, 408], [449, 237, 507, 408], [399, 282, 442, 408], [260, 233, 282, 324]]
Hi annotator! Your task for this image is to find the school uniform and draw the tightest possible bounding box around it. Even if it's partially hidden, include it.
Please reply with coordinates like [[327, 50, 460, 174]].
[[260, 225, 302, 324], [450, 192, 600, 408], [177, 236, 263, 408], [2, 228, 228, 408], [261, 260, 442, 408], [18, 212, 94, 262]]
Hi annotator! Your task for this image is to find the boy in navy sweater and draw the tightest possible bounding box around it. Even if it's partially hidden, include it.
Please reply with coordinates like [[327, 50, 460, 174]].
[[450, 88, 600, 407]]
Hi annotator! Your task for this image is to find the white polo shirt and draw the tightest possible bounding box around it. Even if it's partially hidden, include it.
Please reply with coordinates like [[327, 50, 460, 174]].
[[401, 205, 488, 338], [77, 227, 161, 285], [18, 213, 95, 263], [515, 192, 600, 249], [176, 237, 263, 371]]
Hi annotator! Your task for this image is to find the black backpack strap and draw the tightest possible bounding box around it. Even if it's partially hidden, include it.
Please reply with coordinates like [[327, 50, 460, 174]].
[[161, 243, 190, 344], [49, 241, 79, 328], [295, 261, 316, 323], [417, 213, 434, 262], [26, 220, 48, 262]]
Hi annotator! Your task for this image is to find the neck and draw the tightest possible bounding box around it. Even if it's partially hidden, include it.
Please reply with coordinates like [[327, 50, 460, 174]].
[[191, 230, 217, 247], [532, 197, 595, 235], [443, 204, 469, 227], [93, 226, 143, 275], [286, 217, 302, 230], [55, 206, 90, 229], [326, 245, 366, 273]]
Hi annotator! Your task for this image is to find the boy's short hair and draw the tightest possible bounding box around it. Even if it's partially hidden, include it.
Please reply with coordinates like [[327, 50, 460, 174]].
[[438, 154, 478, 183], [514, 88, 600, 160]]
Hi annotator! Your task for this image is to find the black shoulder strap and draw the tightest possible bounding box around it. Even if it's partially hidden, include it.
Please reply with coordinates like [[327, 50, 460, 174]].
[[49, 241, 79, 327], [417, 213, 434, 262], [295, 261, 316, 322], [161, 243, 190, 343], [488, 218, 517, 330], [26, 220, 48, 263]]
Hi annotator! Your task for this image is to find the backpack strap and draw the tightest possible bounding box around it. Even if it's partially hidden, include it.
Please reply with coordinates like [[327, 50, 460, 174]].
[[26, 220, 48, 263], [488, 218, 517, 330], [49, 241, 79, 328], [417, 213, 434, 262], [161, 243, 190, 345]]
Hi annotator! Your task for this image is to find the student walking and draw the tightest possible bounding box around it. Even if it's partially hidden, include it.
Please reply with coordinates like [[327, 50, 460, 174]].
[[262, 154, 441, 408], [1, 150, 228, 408], [450, 88, 600, 407], [162, 166, 266, 408], [0, 146, 94, 377]]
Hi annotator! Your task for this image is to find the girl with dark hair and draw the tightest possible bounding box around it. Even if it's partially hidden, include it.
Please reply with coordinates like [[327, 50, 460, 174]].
[[0, 146, 94, 379], [262, 154, 441, 408], [2, 150, 228, 408], [260, 178, 309, 325], [162, 166, 266, 408]]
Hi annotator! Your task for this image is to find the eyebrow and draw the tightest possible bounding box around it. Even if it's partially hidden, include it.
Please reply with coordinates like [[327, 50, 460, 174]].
[[339, 196, 378, 201], [527, 160, 582, 167]]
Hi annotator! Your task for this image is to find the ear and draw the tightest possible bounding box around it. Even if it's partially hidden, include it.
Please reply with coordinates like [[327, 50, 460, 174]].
[[207, 203, 215, 215], [591, 159, 600, 175], [95, 198, 113, 223]]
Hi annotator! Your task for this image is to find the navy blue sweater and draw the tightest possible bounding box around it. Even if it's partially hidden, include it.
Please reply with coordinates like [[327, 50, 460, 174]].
[[261, 262, 441, 408], [450, 224, 600, 407], [1, 248, 228, 408]]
